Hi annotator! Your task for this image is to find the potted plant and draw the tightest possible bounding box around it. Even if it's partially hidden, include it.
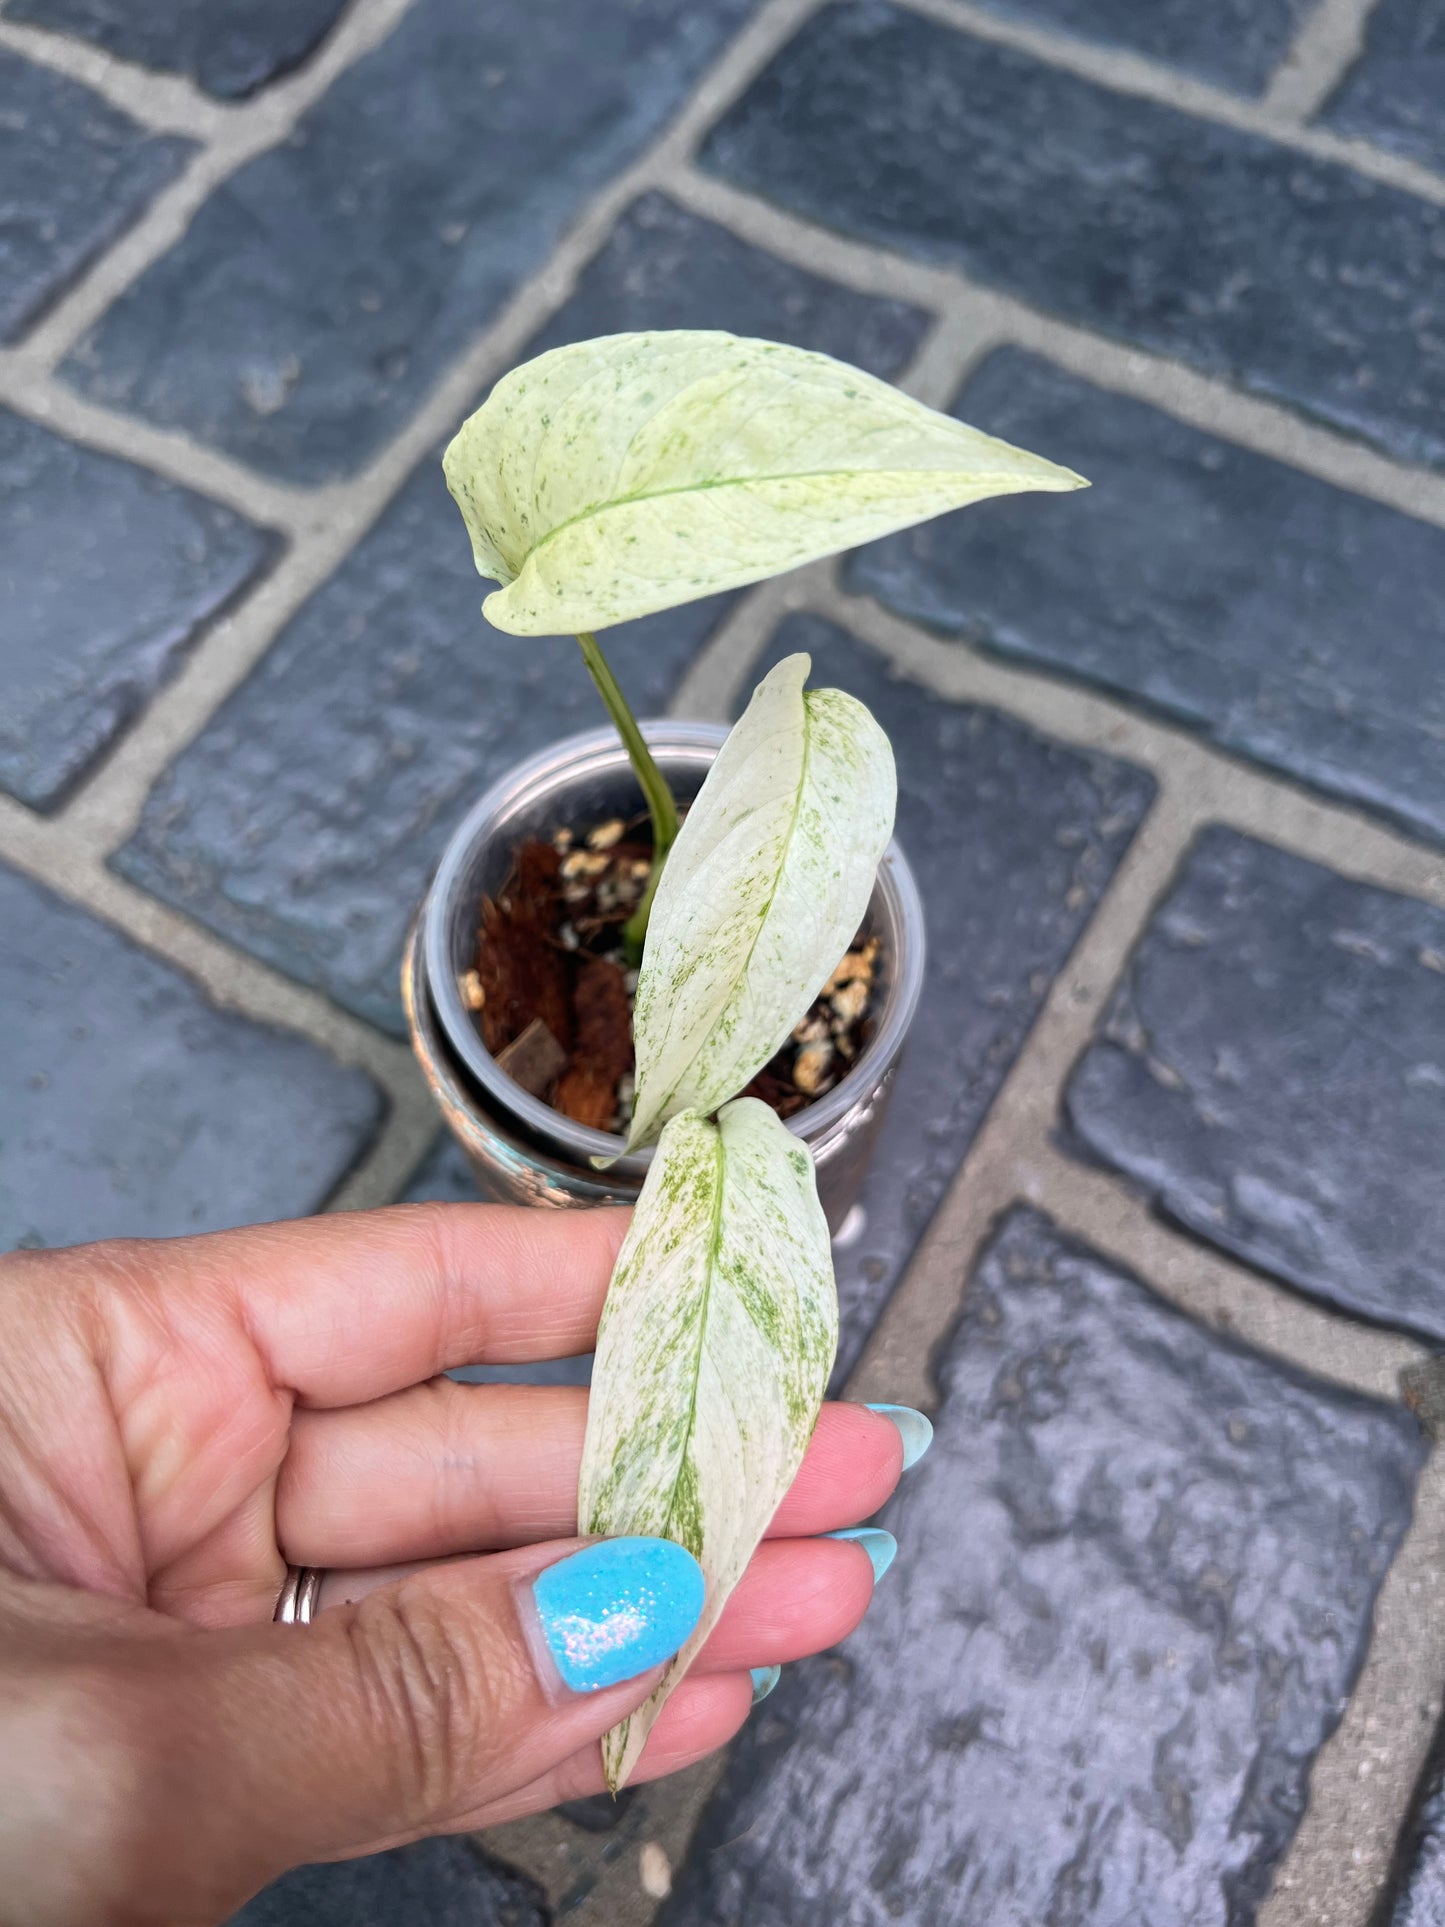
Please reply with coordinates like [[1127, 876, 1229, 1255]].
[[405, 330, 1082, 1785]]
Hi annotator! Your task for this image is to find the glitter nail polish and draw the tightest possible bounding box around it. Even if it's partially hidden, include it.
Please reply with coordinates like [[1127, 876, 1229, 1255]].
[[531, 1538, 705, 1693]]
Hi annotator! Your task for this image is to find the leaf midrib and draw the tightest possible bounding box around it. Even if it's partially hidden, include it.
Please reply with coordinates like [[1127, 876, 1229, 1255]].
[[660, 1123, 730, 1553], [648, 690, 814, 1131], [516, 462, 1052, 574]]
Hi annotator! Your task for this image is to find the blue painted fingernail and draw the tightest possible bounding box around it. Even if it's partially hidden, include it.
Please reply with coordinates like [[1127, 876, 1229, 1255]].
[[865, 1403, 934, 1471], [532, 1538, 705, 1693], [750, 1665, 781, 1704], [825, 1527, 897, 1584]]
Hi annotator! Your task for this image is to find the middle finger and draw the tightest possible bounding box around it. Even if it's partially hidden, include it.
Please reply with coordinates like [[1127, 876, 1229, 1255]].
[[277, 1382, 905, 1568]]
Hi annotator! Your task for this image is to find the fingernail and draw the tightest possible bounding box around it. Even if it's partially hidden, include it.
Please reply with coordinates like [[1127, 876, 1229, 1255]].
[[532, 1538, 706, 1693], [865, 1403, 934, 1471], [750, 1665, 781, 1705], [824, 1526, 898, 1584]]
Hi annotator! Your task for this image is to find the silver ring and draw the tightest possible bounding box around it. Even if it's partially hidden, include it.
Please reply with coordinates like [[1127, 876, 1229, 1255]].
[[273, 1565, 325, 1625]]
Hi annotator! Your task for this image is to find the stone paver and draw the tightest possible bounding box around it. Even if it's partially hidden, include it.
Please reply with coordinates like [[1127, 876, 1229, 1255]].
[[1066, 828, 1445, 1341], [665, 1208, 1426, 1927], [112, 204, 926, 1033], [4, 0, 1445, 1918], [6, 0, 350, 100], [229, 1839, 546, 1927], [747, 618, 1154, 1379], [1323, 0, 1445, 174], [114, 453, 724, 1033], [59, 0, 763, 482], [701, 0, 1445, 472], [850, 348, 1445, 848], [975, 0, 1311, 93], [0, 862, 383, 1250], [526, 191, 928, 370], [0, 49, 190, 345], [0, 405, 276, 811]]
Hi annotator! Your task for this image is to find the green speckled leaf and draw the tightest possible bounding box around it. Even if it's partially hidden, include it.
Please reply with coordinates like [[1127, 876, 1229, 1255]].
[[626, 651, 895, 1150], [579, 1097, 837, 1791], [442, 329, 1085, 636]]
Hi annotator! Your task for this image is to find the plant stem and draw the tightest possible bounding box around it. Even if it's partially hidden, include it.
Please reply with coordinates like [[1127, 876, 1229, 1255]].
[[575, 631, 679, 960]]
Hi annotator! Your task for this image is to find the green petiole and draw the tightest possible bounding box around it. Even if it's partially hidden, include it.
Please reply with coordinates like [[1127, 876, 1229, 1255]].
[[574, 630, 679, 962]]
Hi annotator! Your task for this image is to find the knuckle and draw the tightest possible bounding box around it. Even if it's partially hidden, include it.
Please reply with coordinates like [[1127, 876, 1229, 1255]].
[[342, 1583, 527, 1825]]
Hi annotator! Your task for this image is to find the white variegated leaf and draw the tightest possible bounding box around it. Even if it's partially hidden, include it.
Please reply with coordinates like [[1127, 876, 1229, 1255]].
[[625, 651, 895, 1150], [443, 330, 1085, 636], [578, 1097, 837, 1792]]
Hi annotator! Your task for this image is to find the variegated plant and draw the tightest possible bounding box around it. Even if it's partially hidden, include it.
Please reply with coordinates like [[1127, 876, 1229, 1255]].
[[446, 331, 1084, 1787]]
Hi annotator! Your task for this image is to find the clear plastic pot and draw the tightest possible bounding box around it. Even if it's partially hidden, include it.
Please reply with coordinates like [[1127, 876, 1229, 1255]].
[[406, 722, 925, 1233]]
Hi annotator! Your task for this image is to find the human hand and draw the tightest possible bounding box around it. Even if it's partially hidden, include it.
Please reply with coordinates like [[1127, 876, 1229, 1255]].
[[0, 1204, 917, 1926]]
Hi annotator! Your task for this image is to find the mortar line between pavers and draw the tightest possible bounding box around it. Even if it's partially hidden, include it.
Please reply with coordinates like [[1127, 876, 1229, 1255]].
[[897, 304, 1002, 410], [53, 532, 394, 855], [15, 0, 1442, 852], [0, 12, 230, 137], [0, 796, 442, 1212], [827, 587, 1445, 906], [837, 743, 1445, 1914], [29, 0, 838, 856], [1257, 1448, 1445, 1927], [1018, 1148, 1423, 1401], [0, 366, 314, 532], [895, 0, 1445, 206], [325, 1102, 444, 1214], [1, 0, 838, 1197], [10, 0, 1443, 889], [677, 572, 1445, 915], [9, 0, 416, 377], [841, 752, 1429, 1407], [9, 0, 820, 386], [1262, 0, 1382, 123], [671, 167, 1445, 534], [667, 568, 829, 722], [0, 162, 987, 769], [0, 794, 422, 1097], [483, 1757, 727, 1927]]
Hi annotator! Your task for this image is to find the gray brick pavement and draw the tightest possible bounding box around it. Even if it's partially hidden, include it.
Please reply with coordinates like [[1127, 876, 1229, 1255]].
[[966, 0, 1315, 92], [749, 614, 1156, 1382], [0, 44, 190, 343], [701, 2, 1445, 471], [57, 0, 762, 480], [110, 195, 925, 1032], [6, 0, 350, 101], [0, 861, 383, 1245], [664, 1208, 1427, 1927], [1066, 829, 1445, 1342], [1323, 0, 1445, 171], [2, 0, 1445, 1920], [1, 403, 276, 810], [851, 349, 1445, 849]]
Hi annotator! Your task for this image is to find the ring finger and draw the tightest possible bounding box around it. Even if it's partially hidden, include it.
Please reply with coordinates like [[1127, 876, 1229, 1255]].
[[277, 1382, 907, 1569]]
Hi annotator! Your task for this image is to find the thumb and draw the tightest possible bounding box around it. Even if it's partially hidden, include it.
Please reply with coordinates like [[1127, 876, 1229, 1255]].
[[143, 1537, 703, 1906]]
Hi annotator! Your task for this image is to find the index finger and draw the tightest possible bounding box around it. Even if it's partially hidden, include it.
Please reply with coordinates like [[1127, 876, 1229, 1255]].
[[119, 1202, 629, 1408]]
